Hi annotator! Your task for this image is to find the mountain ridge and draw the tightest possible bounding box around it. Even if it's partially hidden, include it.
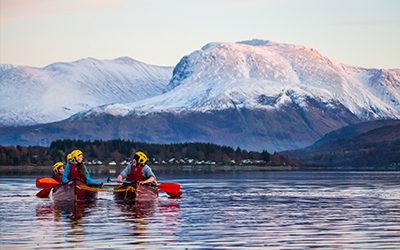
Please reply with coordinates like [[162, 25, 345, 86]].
[[1, 39, 399, 151], [75, 39, 399, 120], [0, 57, 173, 126]]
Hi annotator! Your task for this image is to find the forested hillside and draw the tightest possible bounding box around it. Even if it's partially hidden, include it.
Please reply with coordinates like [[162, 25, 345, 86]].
[[0, 139, 293, 167]]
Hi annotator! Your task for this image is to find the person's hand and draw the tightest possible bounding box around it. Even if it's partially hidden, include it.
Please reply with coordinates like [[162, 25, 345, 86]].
[[116, 175, 123, 183], [98, 182, 104, 188]]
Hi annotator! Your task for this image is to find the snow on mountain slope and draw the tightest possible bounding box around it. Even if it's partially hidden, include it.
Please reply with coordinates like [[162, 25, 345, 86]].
[[84, 39, 399, 120], [2, 39, 399, 151], [0, 57, 172, 126]]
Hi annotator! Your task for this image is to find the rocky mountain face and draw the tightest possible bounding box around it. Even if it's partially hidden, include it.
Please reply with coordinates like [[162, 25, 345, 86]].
[[0, 99, 360, 151]]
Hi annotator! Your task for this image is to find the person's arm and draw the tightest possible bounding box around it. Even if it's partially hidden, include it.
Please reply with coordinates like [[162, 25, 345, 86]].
[[61, 164, 70, 183], [84, 165, 100, 185], [116, 164, 130, 183], [140, 165, 157, 185], [140, 176, 156, 185]]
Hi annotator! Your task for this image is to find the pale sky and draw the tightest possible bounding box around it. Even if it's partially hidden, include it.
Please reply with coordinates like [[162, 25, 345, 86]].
[[1, 0, 399, 69]]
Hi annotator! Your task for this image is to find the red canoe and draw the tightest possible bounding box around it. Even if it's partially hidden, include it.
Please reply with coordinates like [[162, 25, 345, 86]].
[[52, 179, 98, 203], [113, 183, 158, 203]]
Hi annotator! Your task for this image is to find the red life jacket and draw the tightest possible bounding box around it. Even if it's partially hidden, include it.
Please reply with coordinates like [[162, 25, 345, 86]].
[[68, 163, 86, 182], [53, 173, 62, 183], [127, 164, 145, 182]]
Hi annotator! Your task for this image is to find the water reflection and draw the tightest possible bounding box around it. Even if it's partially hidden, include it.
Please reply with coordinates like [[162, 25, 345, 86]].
[[35, 200, 164, 224], [2, 173, 400, 249], [32, 193, 182, 247], [116, 198, 181, 243], [36, 200, 97, 221], [117, 200, 157, 217]]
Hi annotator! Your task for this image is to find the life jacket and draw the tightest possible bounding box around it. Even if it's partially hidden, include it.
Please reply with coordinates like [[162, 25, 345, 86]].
[[53, 173, 62, 183], [68, 163, 86, 182], [126, 164, 145, 182]]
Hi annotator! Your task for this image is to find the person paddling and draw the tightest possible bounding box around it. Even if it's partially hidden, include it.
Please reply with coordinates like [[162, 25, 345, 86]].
[[116, 151, 158, 185], [35, 161, 65, 198], [52, 162, 64, 183], [66, 153, 73, 164], [61, 149, 103, 187]]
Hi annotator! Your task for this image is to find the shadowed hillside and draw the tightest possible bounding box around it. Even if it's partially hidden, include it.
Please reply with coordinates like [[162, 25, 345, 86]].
[[284, 120, 400, 170]]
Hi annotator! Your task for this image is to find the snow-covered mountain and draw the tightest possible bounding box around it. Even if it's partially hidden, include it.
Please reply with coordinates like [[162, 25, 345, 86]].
[[1, 39, 399, 151], [0, 57, 172, 126], [82, 39, 400, 119]]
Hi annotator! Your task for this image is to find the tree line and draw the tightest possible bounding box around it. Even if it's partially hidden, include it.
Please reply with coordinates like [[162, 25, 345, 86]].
[[0, 139, 294, 166]]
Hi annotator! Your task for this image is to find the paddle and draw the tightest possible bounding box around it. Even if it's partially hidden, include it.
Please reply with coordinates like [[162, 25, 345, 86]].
[[36, 177, 60, 189], [36, 188, 51, 198], [157, 182, 180, 194], [106, 178, 181, 196]]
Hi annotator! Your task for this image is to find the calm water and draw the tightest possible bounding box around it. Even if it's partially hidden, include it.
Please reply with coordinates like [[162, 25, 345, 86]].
[[1, 171, 400, 249]]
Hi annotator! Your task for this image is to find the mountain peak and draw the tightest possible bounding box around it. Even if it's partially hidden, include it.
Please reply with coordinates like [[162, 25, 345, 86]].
[[201, 39, 275, 50], [140, 39, 400, 119], [238, 39, 274, 46], [113, 56, 140, 64]]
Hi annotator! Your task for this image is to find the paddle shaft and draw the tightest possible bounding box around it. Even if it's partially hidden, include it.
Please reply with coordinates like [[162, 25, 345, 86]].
[[110, 180, 180, 192], [106, 179, 180, 193], [103, 183, 123, 187]]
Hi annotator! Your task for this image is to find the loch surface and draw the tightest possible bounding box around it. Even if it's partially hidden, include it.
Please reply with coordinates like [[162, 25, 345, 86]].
[[1, 171, 400, 249]]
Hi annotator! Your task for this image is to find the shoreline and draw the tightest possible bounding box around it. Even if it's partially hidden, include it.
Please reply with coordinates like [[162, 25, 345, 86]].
[[1, 164, 399, 177], [0, 164, 298, 176]]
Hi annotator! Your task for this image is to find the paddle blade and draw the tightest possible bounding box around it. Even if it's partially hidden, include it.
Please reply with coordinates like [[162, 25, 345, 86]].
[[167, 191, 182, 199], [36, 188, 51, 198], [36, 177, 60, 189], [158, 182, 180, 194]]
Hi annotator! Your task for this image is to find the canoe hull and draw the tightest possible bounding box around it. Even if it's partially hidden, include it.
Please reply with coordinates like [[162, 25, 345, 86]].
[[113, 183, 158, 203], [52, 179, 98, 203]]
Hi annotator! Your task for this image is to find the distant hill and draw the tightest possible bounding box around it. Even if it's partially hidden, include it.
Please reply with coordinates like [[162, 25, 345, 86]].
[[284, 120, 400, 170]]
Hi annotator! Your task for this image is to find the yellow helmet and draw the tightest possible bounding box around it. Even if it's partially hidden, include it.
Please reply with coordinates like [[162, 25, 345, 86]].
[[70, 149, 83, 161], [67, 153, 73, 162], [53, 162, 64, 174], [134, 151, 148, 165]]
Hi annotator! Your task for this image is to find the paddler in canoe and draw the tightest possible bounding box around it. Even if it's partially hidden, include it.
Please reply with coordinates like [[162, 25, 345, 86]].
[[61, 149, 103, 187], [52, 161, 64, 182], [48, 149, 101, 203], [115, 151, 158, 202], [35, 161, 65, 198], [115, 151, 182, 200], [116, 151, 158, 185], [66, 152, 73, 165]]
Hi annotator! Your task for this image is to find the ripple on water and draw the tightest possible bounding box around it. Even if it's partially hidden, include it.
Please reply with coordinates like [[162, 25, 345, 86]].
[[1, 172, 400, 249]]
